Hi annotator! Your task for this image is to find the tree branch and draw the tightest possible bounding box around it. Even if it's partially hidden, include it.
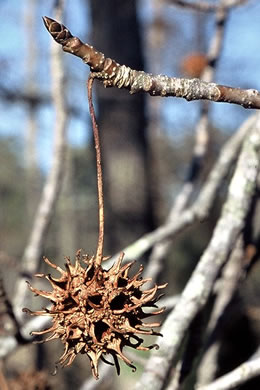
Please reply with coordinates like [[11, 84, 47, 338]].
[[134, 113, 260, 390], [42, 16, 260, 109]]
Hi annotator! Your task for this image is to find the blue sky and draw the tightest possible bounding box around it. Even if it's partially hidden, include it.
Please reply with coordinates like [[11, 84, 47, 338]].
[[0, 0, 260, 170]]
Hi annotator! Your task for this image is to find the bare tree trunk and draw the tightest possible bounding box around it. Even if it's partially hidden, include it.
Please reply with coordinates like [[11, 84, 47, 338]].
[[89, 0, 154, 253]]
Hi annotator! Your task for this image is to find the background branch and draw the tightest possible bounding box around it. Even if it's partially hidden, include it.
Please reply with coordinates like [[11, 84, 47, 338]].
[[197, 353, 260, 390], [196, 236, 244, 386]]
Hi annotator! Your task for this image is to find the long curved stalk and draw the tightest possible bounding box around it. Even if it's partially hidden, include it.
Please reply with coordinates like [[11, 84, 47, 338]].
[[87, 76, 104, 266]]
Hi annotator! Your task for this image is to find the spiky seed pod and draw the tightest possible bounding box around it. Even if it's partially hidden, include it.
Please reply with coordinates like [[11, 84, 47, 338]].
[[23, 250, 166, 379]]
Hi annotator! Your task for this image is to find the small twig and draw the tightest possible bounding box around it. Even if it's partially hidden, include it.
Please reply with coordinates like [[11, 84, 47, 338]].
[[87, 76, 104, 265], [42, 16, 260, 109]]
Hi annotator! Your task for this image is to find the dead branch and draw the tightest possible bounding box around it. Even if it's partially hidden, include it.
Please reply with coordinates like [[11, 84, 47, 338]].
[[42, 16, 260, 109], [134, 113, 260, 390]]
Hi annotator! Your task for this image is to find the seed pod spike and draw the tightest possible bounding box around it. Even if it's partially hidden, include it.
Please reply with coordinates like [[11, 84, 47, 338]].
[[108, 252, 125, 274], [31, 326, 56, 336], [43, 256, 64, 275]]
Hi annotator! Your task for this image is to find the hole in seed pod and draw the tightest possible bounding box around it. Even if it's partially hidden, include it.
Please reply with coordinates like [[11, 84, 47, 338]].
[[133, 289, 142, 299], [85, 303, 93, 312], [86, 266, 95, 281], [63, 297, 77, 309], [68, 327, 81, 338], [110, 293, 127, 310], [51, 280, 67, 290], [95, 320, 109, 342], [117, 277, 128, 288], [88, 295, 102, 305], [50, 276, 67, 290], [129, 314, 141, 328], [129, 335, 143, 347]]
